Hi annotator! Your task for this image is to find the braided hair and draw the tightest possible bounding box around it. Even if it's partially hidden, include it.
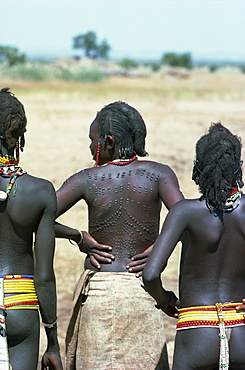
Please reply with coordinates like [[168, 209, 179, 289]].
[[0, 87, 27, 151], [192, 122, 243, 211], [96, 101, 148, 159]]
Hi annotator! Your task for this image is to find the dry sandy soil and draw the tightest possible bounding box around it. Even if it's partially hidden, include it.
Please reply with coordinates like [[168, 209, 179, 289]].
[[1, 70, 245, 368]]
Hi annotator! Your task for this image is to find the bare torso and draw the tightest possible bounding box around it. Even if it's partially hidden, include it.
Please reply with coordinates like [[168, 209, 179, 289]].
[[0, 173, 55, 275], [57, 159, 183, 272], [0, 170, 58, 369], [170, 197, 245, 307], [156, 196, 245, 307]]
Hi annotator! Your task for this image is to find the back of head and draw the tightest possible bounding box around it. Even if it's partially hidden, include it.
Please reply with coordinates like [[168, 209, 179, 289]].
[[96, 101, 148, 158], [192, 122, 243, 211], [0, 87, 27, 155]]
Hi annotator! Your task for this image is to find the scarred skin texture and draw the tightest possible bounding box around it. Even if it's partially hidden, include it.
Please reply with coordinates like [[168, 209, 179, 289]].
[[56, 119, 184, 274], [54, 117, 184, 370]]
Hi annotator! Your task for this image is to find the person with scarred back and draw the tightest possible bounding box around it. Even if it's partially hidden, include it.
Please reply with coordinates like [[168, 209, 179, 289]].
[[55, 101, 183, 370]]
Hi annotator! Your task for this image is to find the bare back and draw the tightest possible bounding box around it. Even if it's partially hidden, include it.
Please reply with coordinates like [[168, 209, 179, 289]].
[[179, 196, 245, 306], [0, 173, 56, 276], [152, 196, 245, 307], [57, 159, 183, 272]]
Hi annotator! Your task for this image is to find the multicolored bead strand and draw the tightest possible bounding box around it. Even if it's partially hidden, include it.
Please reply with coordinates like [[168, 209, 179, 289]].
[[95, 141, 101, 167]]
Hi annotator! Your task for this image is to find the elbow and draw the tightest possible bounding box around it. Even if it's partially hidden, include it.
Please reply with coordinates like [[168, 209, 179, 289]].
[[142, 267, 159, 285], [143, 259, 167, 283]]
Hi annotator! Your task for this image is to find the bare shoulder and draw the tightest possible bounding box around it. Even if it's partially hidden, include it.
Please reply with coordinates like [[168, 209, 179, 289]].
[[23, 174, 55, 193], [136, 159, 173, 170], [69, 161, 176, 178], [17, 174, 56, 208], [60, 168, 87, 186], [136, 160, 177, 176], [170, 198, 199, 213]]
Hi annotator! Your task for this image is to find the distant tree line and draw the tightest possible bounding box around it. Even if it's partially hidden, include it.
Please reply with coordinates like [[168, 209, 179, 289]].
[[0, 31, 244, 75], [72, 31, 193, 70]]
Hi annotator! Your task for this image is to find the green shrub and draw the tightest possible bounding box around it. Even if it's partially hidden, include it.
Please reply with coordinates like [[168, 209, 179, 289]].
[[55, 68, 106, 83], [239, 65, 245, 74], [0, 62, 106, 83], [151, 62, 161, 72], [2, 63, 50, 81], [161, 52, 193, 69], [209, 64, 219, 73]]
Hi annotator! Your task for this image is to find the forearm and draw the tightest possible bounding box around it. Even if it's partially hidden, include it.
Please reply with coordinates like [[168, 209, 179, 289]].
[[43, 324, 60, 352], [35, 276, 61, 352], [35, 276, 57, 325], [143, 276, 171, 309], [55, 224, 100, 256], [55, 221, 83, 245]]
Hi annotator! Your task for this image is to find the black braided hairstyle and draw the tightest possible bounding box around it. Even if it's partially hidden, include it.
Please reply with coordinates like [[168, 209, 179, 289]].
[[0, 87, 27, 151], [96, 101, 148, 159], [192, 122, 243, 211]]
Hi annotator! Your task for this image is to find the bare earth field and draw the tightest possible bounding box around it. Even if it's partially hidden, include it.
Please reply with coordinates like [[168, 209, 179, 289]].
[[1, 70, 245, 368]]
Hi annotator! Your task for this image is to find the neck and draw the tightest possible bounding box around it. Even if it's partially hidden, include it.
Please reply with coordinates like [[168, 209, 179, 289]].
[[106, 155, 137, 166], [0, 154, 19, 166]]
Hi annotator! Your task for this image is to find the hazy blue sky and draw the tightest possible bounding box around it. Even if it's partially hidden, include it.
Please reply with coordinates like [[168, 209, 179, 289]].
[[1, 0, 245, 61]]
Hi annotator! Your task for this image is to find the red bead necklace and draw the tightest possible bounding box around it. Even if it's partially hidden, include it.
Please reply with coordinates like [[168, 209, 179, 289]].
[[106, 155, 137, 166]]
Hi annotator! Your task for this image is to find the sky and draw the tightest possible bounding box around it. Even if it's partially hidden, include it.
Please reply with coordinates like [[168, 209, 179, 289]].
[[0, 0, 245, 62]]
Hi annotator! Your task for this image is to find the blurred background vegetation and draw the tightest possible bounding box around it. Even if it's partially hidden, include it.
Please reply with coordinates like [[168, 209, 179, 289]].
[[1, 31, 244, 83]]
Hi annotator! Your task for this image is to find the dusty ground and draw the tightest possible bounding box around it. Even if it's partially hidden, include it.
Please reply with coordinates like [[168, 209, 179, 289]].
[[1, 70, 245, 368]]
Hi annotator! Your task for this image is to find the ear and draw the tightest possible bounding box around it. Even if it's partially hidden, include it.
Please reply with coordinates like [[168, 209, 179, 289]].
[[106, 135, 115, 149]]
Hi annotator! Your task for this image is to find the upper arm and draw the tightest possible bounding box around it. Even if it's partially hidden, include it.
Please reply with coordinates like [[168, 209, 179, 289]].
[[144, 200, 188, 278], [34, 181, 57, 279], [56, 172, 85, 217], [158, 165, 184, 210]]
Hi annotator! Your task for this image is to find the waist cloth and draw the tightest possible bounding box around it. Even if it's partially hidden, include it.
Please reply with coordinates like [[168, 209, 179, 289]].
[[65, 270, 166, 370], [177, 303, 245, 369], [0, 275, 39, 310]]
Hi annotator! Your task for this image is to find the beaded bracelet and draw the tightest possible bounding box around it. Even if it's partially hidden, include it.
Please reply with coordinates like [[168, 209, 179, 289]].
[[43, 318, 57, 328], [69, 230, 83, 246]]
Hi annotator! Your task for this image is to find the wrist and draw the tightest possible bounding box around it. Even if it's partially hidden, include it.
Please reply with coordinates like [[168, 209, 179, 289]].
[[46, 335, 60, 352], [69, 229, 83, 246], [77, 230, 84, 245], [43, 321, 60, 351], [157, 291, 174, 310]]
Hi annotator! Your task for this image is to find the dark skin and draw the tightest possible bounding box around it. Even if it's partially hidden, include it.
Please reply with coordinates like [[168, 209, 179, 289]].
[[143, 196, 245, 370], [0, 170, 63, 370], [55, 119, 184, 274]]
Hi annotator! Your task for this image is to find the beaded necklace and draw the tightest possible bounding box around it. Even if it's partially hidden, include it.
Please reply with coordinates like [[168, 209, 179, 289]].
[[106, 155, 137, 166], [0, 165, 26, 176], [223, 187, 242, 212], [201, 186, 243, 213], [0, 162, 27, 201], [0, 154, 19, 165]]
